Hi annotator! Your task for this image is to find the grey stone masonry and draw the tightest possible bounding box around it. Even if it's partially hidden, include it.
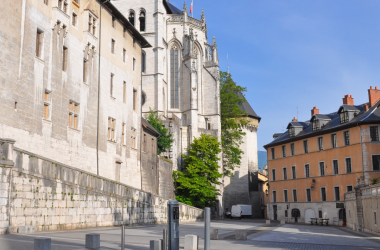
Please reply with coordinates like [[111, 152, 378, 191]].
[[0, 138, 203, 234]]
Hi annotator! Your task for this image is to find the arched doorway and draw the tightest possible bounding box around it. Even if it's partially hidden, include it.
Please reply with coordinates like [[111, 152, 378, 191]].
[[292, 208, 301, 223], [305, 209, 315, 224]]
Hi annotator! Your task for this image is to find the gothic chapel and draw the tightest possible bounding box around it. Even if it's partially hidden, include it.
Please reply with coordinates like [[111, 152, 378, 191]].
[[112, 0, 221, 171]]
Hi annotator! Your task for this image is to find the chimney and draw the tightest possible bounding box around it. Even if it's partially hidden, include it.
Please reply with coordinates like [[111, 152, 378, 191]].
[[364, 103, 369, 111], [292, 117, 297, 122], [343, 95, 354, 105], [368, 86, 380, 107], [311, 106, 319, 117]]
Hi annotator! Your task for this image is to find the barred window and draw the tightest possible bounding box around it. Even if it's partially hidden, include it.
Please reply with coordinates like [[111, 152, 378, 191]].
[[272, 169, 276, 181], [272, 191, 277, 203], [293, 189, 297, 202], [290, 143, 295, 156], [291, 166, 296, 179], [305, 164, 310, 178], [344, 131, 350, 146], [331, 134, 337, 148], [129, 11, 135, 27], [283, 168, 287, 180], [370, 126, 379, 142], [284, 190, 288, 202], [334, 186, 340, 201]]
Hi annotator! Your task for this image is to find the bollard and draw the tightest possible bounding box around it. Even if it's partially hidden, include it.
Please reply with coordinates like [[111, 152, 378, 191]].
[[210, 229, 219, 240], [85, 234, 100, 249], [34, 238, 51, 250], [235, 230, 247, 240], [281, 220, 286, 225], [184, 235, 198, 250], [121, 225, 125, 250], [266, 220, 271, 224], [204, 207, 210, 250], [163, 229, 167, 250], [150, 239, 162, 250]]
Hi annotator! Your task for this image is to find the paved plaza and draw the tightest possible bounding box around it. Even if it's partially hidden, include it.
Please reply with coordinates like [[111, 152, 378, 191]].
[[1, 220, 380, 250]]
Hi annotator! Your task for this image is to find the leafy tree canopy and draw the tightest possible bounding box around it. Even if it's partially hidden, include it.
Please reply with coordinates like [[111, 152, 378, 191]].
[[145, 110, 173, 155], [173, 134, 222, 208], [220, 71, 249, 177]]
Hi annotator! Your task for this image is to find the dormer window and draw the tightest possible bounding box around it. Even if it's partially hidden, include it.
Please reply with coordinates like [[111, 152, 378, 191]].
[[312, 119, 320, 131], [339, 111, 349, 124], [289, 127, 295, 137]]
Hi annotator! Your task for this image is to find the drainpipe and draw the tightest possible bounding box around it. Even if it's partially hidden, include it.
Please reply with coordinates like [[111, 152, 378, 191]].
[[359, 124, 366, 184], [140, 50, 143, 190], [96, 4, 103, 176]]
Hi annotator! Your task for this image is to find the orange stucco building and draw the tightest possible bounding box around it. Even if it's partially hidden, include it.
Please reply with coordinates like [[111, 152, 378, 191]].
[[264, 87, 380, 224]]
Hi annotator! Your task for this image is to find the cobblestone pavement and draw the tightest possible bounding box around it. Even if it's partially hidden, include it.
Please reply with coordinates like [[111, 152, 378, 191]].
[[0, 220, 379, 249]]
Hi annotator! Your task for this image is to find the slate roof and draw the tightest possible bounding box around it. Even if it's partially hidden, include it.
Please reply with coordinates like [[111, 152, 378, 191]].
[[237, 92, 261, 121], [142, 118, 161, 137], [167, 2, 182, 14], [264, 100, 380, 149]]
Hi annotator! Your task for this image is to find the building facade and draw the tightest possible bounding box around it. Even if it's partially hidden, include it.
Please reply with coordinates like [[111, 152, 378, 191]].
[[223, 99, 262, 216], [264, 87, 380, 224], [111, 0, 221, 172], [0, 0, 150, 189]]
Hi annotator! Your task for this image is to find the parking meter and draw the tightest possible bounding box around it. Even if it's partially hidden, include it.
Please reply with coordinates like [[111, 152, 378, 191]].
[[168, 200, 179, 250]]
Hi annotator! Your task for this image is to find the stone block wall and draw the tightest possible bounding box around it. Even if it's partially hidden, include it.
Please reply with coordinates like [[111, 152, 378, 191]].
[[158, 157, 175, 200], [0, 141, 203, 234]]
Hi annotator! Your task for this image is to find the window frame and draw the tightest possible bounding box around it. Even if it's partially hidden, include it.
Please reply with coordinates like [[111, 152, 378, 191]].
[[271, 148, 275, 160], [272, 169, 276, 181], [290, 143, 295, 156], [372, 155, 380, 171], [69, 101, 80, 130], [304, 163, 310, 178], [292, 189, 297, 202], [107, 117, 116, 141], [36, 29, 44, 58], [312, 119, 320, 131], [283, 189, 288, 202], [282, 145, 286, 158], [303, 140, 309, 154], [62, 46, 68, 71], [331, 133, 337, 148], [346, 185, 353, 192], [282, 167, 287, 180], [370, 126, 379, 142], [339, 111, 349, 124], [344, 130, 350, 146], [133, 88, 137, 111], [332, 159, 339, 175], [291, 165, 296, 179], [345, 157, 352, 173], [318, 136, 324, 151], [334, 186, 341, 201], [319, 161, 325, 176], [272, 190, 277, 203], [43, 90, 51, 120], [110, 73, 114, 97], [306, 188, 312, 202], [111, 39, 115, 54], [320, 187, 327, 202]]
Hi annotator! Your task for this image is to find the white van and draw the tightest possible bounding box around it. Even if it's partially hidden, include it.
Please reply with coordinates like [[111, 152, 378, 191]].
[[231, 205, 242, 219], [231, 205, 252, 219]]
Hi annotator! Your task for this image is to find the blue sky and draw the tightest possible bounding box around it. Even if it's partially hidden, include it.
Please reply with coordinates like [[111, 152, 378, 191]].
[[170, 0, 380, 150]]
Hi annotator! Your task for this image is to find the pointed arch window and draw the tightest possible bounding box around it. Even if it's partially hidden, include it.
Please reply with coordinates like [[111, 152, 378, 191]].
[[129, 11, 135, 27], [170, 46, 179, 109], [139, 11, 146, 32]]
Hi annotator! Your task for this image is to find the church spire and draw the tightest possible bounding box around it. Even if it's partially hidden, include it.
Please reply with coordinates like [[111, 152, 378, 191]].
[[201, 9, 205, 23], [183, 1, 188, 14]]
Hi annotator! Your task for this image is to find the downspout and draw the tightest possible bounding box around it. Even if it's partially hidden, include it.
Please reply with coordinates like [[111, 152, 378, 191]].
[[96, 4, 103, 176], [140, 49, 143, 190], [359, 124, 366, 183]]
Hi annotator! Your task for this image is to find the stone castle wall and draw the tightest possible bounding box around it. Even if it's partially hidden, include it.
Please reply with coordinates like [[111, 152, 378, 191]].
[[0, 139, 203, 235]]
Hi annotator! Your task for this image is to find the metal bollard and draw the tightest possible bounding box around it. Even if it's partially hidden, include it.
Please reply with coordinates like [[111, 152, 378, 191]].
[[34, 238, 51, 250], [121, 225, 125, 250], [204, 207, 210, 250], [163, 229, 167, 250]]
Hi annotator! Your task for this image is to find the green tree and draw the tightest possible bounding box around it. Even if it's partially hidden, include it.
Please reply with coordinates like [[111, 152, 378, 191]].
[[173, 134, 222, 208], [220, 71, 249, 177], [145, 110, 173, 155]]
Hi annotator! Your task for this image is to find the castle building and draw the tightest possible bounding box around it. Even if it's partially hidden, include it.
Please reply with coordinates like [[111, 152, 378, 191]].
[[264, 87, 380, 224], [111, 0, 221, 172], [223, 98, 262, 216], [0, 0, 150, 189]]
